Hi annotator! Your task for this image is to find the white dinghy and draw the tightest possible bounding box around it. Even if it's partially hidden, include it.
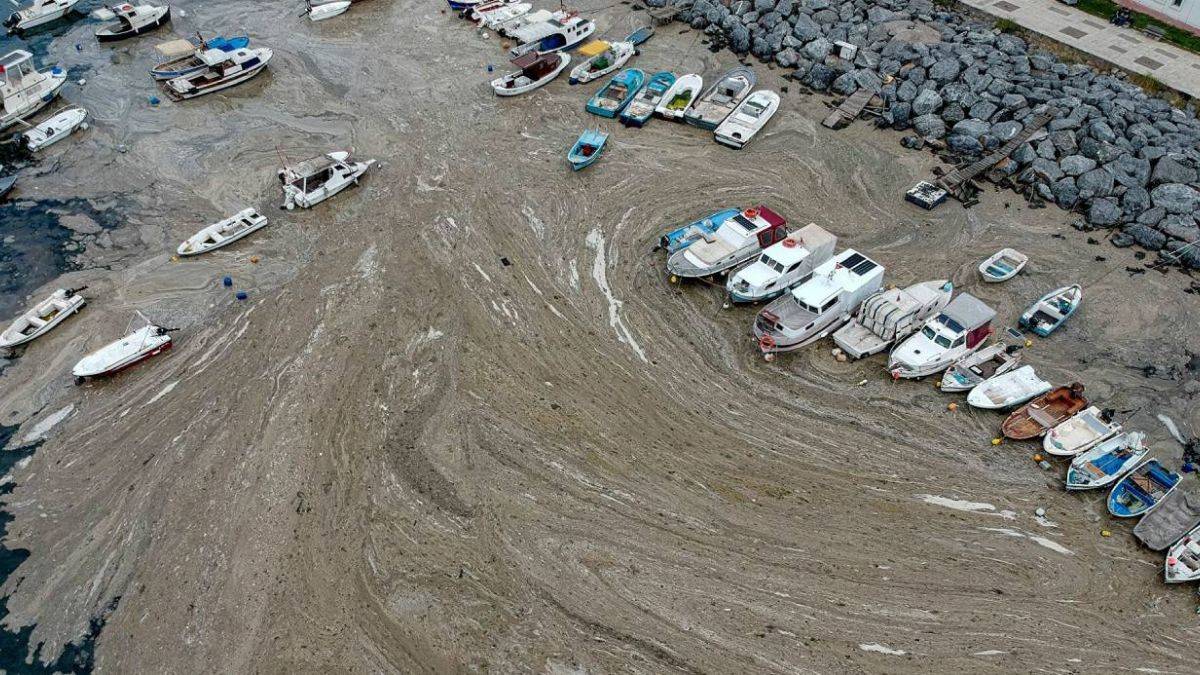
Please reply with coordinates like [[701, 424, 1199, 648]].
[[0, 287, 85, 348], [21, 105, 87, 152], [1044, 406, 1121, 457], [655, 73, 701, 120], [177, 208, 268, 256], [1066, 432, 1147, 491], [5, 0, 81, 33], [966, 365, 1052, 410], [279, 150, 374, 209], [714, 89, 779, 149], [306, 1, 350, 21], [72, 323, 173, 382], [568, 40, 635, 85], [979, 247, 1028, 282], [93, 3, 170, 41]]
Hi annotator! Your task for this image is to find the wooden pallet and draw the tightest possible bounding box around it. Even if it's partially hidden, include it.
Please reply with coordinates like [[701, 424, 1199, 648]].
[[821, 88, 873, 129], [936, 110, 1055, 200], [647, 3, 682, 24]]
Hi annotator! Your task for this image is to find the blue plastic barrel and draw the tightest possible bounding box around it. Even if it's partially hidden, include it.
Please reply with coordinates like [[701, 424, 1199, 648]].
[[222, 276, 232, 287], [236, 291, 248, 300]]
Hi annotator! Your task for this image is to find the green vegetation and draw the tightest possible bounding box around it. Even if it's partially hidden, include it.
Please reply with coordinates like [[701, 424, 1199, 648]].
[[1072, 0, 1200, 54], [995, 17, 1021, 33]]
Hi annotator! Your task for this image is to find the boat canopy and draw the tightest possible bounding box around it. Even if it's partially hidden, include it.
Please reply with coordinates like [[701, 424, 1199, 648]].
[[941, 293, 995, 331], [155, 38, 195, 58], [578, 40, 609, 57], [510, 51, 544, 69]]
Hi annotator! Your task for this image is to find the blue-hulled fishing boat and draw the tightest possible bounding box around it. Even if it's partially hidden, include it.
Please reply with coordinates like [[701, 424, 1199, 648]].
[[567, 129, 607, 171], [658, 207, 741, 253], [1019, 284, 1081, 337], [446, 0, 484, 11], [1066, 432, 1148, 491], [586, 68, 644, 118], [1108, 459, 1180, 518], [619, 70, 675, 127]]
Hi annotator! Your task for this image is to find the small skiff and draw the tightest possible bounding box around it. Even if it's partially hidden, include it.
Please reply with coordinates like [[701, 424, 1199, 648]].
[[1165, 521, 1200, 582], [655, 73, 701, 121], [5, 0, 81, 33], [21, 105, 88, 152], [164, 46, 273, 100], [93, 3, 170, 42], [1020, 284, 1081, 337], [568, 40, 635, 85], [714, 89, 779, 149], [586, 68, 645, 118], [940, 342, 1020, 393], [659, 207, 741, 254], [1108, 459, 1180, 518], [306, 1, 350, 21], [1044, 406, 1121, 457], [1066, 432, 1148, 491], [619, 70, 675, 127], [72, 324, 173, 382], [979, 247, 1028, 282], [0, 287, 85, 348], [1001, 383, 1087, 440], [966, 365, 1052, 410], [279, 150, 374, 210], [150, 35, 249, 80], [177, 208, 269, 256], [567, 129, 606, 171], [0, 175, 15, 201], [683, 66, 755, 130], [491, 51, 569, 96]]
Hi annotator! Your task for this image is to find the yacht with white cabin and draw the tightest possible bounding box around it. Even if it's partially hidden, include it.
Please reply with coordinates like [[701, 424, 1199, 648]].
[[725, 223, 836, 304], [0, 50, 66, 131], [888, 293, 995, 378]]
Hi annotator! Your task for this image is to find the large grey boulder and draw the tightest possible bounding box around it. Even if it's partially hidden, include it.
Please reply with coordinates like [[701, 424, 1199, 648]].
[[1122, 186, 1151, 215], [1077, 167, 1115, 197], [991, 120, 1023, 141], [1150, 155, 1198, 186], [952, 118, 990, 138], [804, 62, 836, 90], [1052, 177, 1079, 208], [996, 34, 1027, 55], [928, 59, 961, 83], [729, 24, 751, 53], [831, 72, 858, 95], [1060, 155, 1096, 177], [1160, 214, 1200, 242], [791, 13, 821, 41], [1032, 157, 1063, 182], [776, 47, 800, 68], [947, 134, 983, 154], [1087, 197, 1121, 227], [1150, 183, 1200, 214], [913, 113, 946, 139], [1122, 223, 1167, 250], [911, 89, 942, 116], [1137, 206, 1166, 225], [968, 100, 998, 121], [803, 36, 833, 60]]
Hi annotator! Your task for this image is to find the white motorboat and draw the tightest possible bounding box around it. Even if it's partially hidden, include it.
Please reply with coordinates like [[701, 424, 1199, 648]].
[[684, 66, 755, 130], [1065, 432, 1147, 491], [568, 40, 635, 85], [21, 105, 87, 152], [714, 89, 779, 149], [666, 205, 789, 280], [306, 0, 350, 21], [655, 73, 701, 120], [279, 150, 375, 210], [725, 223, 836, 304], [754, 249, 885, 355], [177, 208, 269, 256], [93, 3, 169, 41], [150, 35, 250, 80], [494, 8, 559, 37], [966, 365, 1052, 410], [888, 293, 995, 379], [1044, 406, 1121, 457], [1165, 523, 1200, 583], [72, 324, 173, 382], [472, 0, 529, 26], [5, 0, 81, 33], [164, 46, 272, 100], [832, 280, 953, 360], [979, 247, 1028, 282], [939, 342, 1021, 392], [491, 51, 569, 96], [0, 50, 66, 131], [508, 13, 594, 58], [0, 287, 85, 348]]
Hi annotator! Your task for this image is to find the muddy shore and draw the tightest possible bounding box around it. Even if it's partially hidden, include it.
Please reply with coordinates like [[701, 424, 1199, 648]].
[[1, 0, 1199, 672]]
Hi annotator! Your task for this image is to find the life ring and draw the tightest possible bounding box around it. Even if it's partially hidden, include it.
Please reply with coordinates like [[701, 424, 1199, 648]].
[[758, 334, 776, 352], [743, 207, 759, 219], [782, 238, 798, 248]]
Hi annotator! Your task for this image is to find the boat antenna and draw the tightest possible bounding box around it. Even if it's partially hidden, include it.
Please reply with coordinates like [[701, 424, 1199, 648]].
[[275, 144, 291, 170]]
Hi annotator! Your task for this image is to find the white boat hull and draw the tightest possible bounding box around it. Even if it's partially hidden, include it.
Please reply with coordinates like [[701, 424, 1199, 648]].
[[177, 207, 268, 256], [0, 288, 85, 348], [491, 53, 569, 96], [165, 50, 272, 100], [0, 68, 66, 131], [23, 105, 87, 151], [7, 0, 78, 32], [655, 73, 701, 120], [72, 325, 171, 378], [308, 1, 350, 21]]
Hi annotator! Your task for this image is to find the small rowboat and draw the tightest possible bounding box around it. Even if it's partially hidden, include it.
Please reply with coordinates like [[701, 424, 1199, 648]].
[[684, 66, 755, 130], [177, 208, 269, 256], [654, 72, 700, 120], [978, 247, 1027, 282], [72, 324, 173, 382], [21, 105, 88, 152], [1108, 459, 1180, 518], [567, 129, 606, 171], [1000, 383, 1087, 440], [586, 68, 645, 118], [93, 3, 170, 41], [1164, 520, 1200, 582], [491, 52, 569, 96], [714, 89, 779, 149], [966, 365, 1051, 409], [940, 342, 1020, 393], [1066, 432, 1147, 491], [1043, 405, 1120, 457], [658, 207, 741, 254], [620, 70, 675, 127], [306, 0, 350, 21], [1020, 284, 1081, 337], [0, 287, 86, 348]]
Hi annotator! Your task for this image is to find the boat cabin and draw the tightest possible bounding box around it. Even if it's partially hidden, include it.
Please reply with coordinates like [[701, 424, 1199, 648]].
[[922, 293, 994, 352], [510, 52, 558, 80], [1, 49, 63, 127], [509, 13, 592, 56], [727, 223, 836, 301]]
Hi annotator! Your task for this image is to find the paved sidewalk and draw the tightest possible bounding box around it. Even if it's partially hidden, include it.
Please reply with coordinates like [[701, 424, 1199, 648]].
[[960, 0, 1200, 99]]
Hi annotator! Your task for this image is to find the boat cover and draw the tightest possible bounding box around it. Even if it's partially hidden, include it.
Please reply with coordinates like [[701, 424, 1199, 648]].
[[155, 38, 195, 59], [943, 293, 995, 330], [1134, 483, 1200, 551], [578, 40, 609, 57]]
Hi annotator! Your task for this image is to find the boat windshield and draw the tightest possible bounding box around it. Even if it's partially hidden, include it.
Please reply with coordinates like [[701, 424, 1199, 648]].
[[934, 334, 953, 348], [759, 254, 784, 273], [921, 325, 936, 340], [935, 314, 965, 333]]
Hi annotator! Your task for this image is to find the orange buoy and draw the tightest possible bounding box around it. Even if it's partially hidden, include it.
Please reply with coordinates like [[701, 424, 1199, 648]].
[[744, 207, 759, 219], [782, 238, 798, 248], [1033, 453, 1044, 462], [947, 402, 958, 411], [250, 255, 260, 264]]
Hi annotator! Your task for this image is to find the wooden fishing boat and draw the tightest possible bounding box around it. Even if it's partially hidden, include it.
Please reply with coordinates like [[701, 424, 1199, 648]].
[[72, 324, 173, 382], [491, 52, 568, 96], [1108, 459, 1180, 518], [279, 150, 374, 210], [683, 66, 755, 130], [0, 287, 85, 348], [619, 70, 675, 127], [177, 208, 269, 256], [163, 46, 272, 100], [1136, 485, 1200, 551], [966, 365, 1051, 410], [569, 40, 635, 85], [1, 50, 66, 131], [655, 73, 701, 120], [1066, 432, 1148, 491], [1001, 383, 1087, 440], [939, 342, 1020, 393], [1044, 406, 1120, 457], [5, 0, 80, 33], [21, 105, 87, 152], [1019, 284, 1081, 337], [566, 129, 606, 171], [714, 89, 779, 149], [586, 68, 645, 118], [150, 35, 249, 80], [93, 3, 169, 41], [306, 0, 350, 21], [978, 247, 1028, 282], [659, 207, 741, 253]]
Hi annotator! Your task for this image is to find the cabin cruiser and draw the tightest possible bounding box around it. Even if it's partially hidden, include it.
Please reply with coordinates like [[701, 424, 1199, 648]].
[[494, 8, 561, 37], [725, 223, 836, 304], [832, 279, 953, 359], [684, 66, 755, 130], [0, 50, 66, 131], [666, 205, 787, 280], [888, 293, 995, 379], [5, 0, 81, 33], [163, 46, 272, 100], [714, 89, 779, 149], [279, 150, 375, 210], [508, 13, 594, 58], [754, 249, 884, 355], [93, 3, 169, 42], [658, 207, 740, 254]]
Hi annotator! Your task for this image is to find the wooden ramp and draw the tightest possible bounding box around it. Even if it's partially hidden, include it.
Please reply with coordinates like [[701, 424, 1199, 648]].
[[821, 88, 873, 129], [647, 2, 682, 24], [936, 110, 1055, 199]]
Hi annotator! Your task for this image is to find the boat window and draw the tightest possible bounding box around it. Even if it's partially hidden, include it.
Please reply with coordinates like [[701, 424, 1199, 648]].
[[820, 297, 838, 313], [921, 325, 936, 340], [952, 336, 965, 348], [772, 260, 785, 273], [936, 314, 965, 333], [934, 335, 953, 348]]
